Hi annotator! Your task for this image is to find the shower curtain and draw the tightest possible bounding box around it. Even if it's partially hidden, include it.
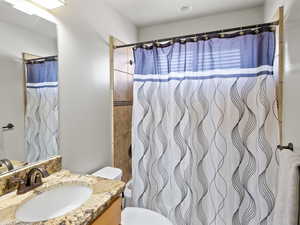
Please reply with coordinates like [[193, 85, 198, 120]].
[[132, 28, 279, 225], [25, 60, 59, 162]]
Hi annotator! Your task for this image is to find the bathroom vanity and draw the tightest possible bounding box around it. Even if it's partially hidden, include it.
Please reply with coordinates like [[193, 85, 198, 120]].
[[0, 169, 124, 225]]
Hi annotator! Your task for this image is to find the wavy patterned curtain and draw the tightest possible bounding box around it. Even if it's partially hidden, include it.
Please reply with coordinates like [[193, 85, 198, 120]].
[[25, 60, 59, 162], [132, 29, 279, 225]]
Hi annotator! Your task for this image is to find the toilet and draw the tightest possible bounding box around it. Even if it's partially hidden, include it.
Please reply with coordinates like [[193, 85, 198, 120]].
[[92, 167, 173, 225], [92, 167, 123, 180]]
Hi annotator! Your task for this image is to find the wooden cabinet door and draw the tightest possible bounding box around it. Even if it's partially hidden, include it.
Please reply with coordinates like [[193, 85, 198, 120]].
[[91, 197, 122, 225]]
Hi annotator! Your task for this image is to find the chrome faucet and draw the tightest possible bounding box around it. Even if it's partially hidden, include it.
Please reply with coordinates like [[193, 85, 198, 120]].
[[9, 167, 49, 194], [0, 159, 14, 171]]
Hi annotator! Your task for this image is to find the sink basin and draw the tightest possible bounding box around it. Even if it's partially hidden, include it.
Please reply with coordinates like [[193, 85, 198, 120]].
[[16, 184, 93, 222]]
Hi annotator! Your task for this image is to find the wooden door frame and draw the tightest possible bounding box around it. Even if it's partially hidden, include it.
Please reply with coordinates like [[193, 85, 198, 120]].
[[109, 36, 115, 166], [273, 7, 284, 145]]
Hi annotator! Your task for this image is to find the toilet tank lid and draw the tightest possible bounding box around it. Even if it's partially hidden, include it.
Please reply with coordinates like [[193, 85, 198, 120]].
[[92, 167, 122, 180]]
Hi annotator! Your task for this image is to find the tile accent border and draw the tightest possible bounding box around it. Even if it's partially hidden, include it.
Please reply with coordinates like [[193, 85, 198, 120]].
[[0, 156, 62, 196]]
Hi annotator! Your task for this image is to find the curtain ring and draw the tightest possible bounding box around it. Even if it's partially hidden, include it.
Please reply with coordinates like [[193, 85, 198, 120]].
[[219, 30, 225, 38], [239, 27, 244, 36], [255, 25, 260, 34]]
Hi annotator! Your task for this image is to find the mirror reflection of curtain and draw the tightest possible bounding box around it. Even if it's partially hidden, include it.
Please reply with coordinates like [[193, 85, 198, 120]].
[[25, 60, 58, 162]]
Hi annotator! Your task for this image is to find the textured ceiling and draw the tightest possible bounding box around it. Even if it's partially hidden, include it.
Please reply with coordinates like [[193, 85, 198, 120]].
[[104, 0, 265, 27]]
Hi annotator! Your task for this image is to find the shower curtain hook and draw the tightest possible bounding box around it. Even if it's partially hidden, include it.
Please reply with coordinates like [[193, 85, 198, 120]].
[[239, 27, 244, 35], [220, 29, 225, 38], [255, 24, 260, 33], [154, 40, 160, 47]]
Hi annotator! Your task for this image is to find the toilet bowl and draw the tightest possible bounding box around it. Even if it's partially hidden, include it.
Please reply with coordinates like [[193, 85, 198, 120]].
[[122, 207, 173, 225], [92, 167, 173, 225]]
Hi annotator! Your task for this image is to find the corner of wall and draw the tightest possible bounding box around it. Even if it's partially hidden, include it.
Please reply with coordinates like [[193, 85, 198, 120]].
[[51, 0, 137, 174]]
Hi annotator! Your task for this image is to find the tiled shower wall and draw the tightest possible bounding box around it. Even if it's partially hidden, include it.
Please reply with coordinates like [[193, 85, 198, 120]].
[[113, 39, 133, 182]]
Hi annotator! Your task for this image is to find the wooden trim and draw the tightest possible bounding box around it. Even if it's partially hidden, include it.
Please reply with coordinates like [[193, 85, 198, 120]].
[[90, 197, 122, 225], [22, 53, 27, 115], [109, 36, 115, 91], [274, 7, 285, 145], [109, 36, 115, 167]]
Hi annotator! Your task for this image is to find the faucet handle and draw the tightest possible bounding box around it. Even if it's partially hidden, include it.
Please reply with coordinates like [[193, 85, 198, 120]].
[[39, 167, 49, 177], [27, 167, 49, 186], [8, 168, 50, 195], [0, 159, 14, 171], [9, 176, 26, 192]]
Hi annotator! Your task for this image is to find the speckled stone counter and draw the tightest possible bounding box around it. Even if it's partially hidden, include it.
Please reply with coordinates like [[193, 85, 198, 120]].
[[0, 170, 125, 225]]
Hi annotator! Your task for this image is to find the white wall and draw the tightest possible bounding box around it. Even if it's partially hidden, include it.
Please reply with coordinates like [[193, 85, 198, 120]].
[[264, 0, 298, 22], [138, 6, 264, 41], [53, 0, 137, 174], [0, 21, 57, 161], [264, 0, 300, 149], [264, 0, 283, 22], [284, 21, 300, 149]]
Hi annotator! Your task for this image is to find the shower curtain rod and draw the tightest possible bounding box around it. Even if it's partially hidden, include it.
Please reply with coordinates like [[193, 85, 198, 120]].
[[25, 55, 58, 63], [115, 21, 279, 49]]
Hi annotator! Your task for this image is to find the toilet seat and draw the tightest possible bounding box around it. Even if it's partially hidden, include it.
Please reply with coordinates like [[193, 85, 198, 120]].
[[121, 207, 173, 225]]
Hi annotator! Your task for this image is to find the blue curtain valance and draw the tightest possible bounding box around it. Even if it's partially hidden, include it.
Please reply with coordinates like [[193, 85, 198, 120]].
[[26, 61, 58, 84], [133, 31, 275, 76]]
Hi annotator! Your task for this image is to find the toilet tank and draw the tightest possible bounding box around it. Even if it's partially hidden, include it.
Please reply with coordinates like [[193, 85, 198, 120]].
[[92, 167, 123, 180]]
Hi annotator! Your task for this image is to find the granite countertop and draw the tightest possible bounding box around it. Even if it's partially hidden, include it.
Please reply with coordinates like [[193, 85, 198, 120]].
[[0, 170, 125, 225]]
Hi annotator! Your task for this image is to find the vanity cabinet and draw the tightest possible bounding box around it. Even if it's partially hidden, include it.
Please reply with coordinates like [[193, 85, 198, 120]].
[[91, 197, 122, 225]]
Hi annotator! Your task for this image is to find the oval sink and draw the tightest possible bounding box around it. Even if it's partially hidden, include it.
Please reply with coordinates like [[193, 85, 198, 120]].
[[16, 184, 93, 222]]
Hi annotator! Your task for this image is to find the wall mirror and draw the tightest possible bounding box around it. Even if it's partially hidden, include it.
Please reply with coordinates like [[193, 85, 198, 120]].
[[0, 1, 59, 175]]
